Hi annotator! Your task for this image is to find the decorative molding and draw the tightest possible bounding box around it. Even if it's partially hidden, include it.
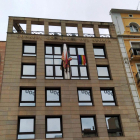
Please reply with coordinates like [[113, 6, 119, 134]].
[[123, 57, 129, 64]]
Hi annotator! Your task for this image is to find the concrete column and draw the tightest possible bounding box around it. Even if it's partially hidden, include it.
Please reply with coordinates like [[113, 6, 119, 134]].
[[7, 17, 13, 32], [44, 21, 49, 35], [93, 24, 100, 37], [78, 23, 83, 36], [109, 25, 117, 38], [26, 20, 31, 34], [61, 22, 66, 36]]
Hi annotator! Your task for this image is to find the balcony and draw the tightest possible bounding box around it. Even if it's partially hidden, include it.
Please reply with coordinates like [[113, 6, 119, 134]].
[[136, 72, 140, 85], [129, 47, 140, 60]]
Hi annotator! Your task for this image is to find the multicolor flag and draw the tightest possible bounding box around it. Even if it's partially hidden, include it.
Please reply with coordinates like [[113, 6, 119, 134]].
[[78, 55, 86, 65]]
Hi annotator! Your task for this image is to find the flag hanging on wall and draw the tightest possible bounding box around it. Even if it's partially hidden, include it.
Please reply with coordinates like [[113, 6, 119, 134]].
[[78, 55, 86, 65]]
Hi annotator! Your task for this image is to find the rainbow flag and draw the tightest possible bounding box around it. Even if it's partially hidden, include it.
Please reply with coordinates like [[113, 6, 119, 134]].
[[78, 55, 86, 65]]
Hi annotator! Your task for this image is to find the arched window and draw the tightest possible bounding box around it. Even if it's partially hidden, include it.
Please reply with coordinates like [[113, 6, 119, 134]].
[[130, 23, 139, 32]]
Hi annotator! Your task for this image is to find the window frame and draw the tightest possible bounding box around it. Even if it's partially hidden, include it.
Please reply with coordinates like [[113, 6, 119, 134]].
[[97, 65, 111, 80], [45, 88, 61, 106], [45, 116, 63, 138], [67, 45, 89, 79], [22, 43, 36, 56], [80, 115, 97, 137], [19, 87, 36, 107], [77, 88, 93, 106], [93, 46, 106, 59], [45, 44, 64, 79], [17, 116, 35, 139], [100, 88, 117, 106], [129, 14, 133, 17], [21, 63, 36, 78], [105, 115, 123, 137]]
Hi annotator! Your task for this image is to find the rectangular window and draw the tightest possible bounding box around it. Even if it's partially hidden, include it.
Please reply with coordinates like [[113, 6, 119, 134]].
[[23, 43, 36, 56], [68, 46, 88, 79], [77, 88, 93, 106], [19, 88, 36, 106], [80, 116, 97, 137], [46, 116, 62, 138], [66, 26, 78, 36], [101, 88, 116, 106], [93, 46, 106, 58], [105, 116, 123, 137], [21, 64, 36, 79], [45, 45, 63, 79], [97, 66, 110, 80], [45, 88, 61, 106], [131, 43, 140, 55], [17, 117, 35, 139]]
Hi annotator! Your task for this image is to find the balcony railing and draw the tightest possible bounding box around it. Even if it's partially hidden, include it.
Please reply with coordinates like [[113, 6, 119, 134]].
[[129, 47, 140, 58], [49, 32, 61, 36], [31, 31, 44, 35], [100, 34, 110, 38], [83, 33, 95, 37], [66, 33, 78, 37], [136, 72, 140, 84]]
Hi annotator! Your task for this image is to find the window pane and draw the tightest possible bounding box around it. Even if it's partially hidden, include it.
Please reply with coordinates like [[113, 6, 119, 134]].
[[71, 67, 79, 76], [45, 55, 53, 58], [103, 103, 115, 106], [46, 46, 52, 54], [78, 48, 84, 55], [54, 47, 61, 54], [78, 90, 91, 101], [46, 133, 62, 138], [23, 65, 35, 75], [46, 66, 53, 76], [69, 48, 76, 55], [18, 134, 35, 139], [46, 103, 61, 106], [21, 90, 35, 101], [46, 90, 59, 101], [54, 55, 61, 58], [20, 103, 35, 106], [80, 67, 87, 76], [97, 67, 109, 76], [101, 90, 114, 101], [70, 59, 78, 65], [24, 45, 35, 54], [94, 48, 104, 56], [19, 119, 34, 132], [106, 117, 120, 129], [79, 103, 92, 106], [47, 118, 61, 131], [55, 66, 62, 76], [81, 117, 95, 131], [45, 59, 53, 64], [54, 59, 61, 65]]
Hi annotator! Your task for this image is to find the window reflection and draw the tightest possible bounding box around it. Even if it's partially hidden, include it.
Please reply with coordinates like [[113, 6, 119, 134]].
[[94, 47, 105, 58], [23, 44, 36, 56], [23, 65, 35, 75], [46, 46, 52, 54]]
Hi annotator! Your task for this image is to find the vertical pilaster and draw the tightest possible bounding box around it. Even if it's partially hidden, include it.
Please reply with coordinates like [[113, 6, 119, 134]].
[[93, 24, 100, 37], [26, 20, 31, 34], [7, 17, 13, 32], [44, 21, 49, 35], [109, 25, 117, 38], [61, 22, 66, 36], [77, 23, 83, 36]]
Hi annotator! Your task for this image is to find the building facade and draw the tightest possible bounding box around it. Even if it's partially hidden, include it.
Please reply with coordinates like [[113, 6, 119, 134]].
[[0, 16, 140, 139], [110, 9, 140, 122]]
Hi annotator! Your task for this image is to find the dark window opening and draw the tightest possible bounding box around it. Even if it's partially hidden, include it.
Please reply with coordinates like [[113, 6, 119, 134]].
[[23, 43, 36, 56], [93, 46, 106, 58]]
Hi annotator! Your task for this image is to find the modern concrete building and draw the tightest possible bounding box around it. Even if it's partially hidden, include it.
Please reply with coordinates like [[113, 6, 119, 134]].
[[110, 9, 140, 123], [0, 16, 140, 139]]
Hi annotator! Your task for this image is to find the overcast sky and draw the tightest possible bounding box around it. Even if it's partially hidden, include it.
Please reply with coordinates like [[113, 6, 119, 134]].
[[0, 0, 140, 41]]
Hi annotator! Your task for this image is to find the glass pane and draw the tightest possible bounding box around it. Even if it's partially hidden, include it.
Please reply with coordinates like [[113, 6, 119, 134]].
[[80, 67, 87, 76], [45, 59, 53, 64], [20, 103, 35, 106], [94, 48, 104, 56], [78, 90, 91, 101], [46, 46, 52, 54], [46, 66, 53, 76], [69, 48, 76, 55], [46, 103, 61, 106], [81, 117, 95, 131], [106, 117, 120, 129], [18, 134, 35, 139], [46, 133, 62, 138], [23, 65, 35, 75], [47, 118, 61, 131], [78, 48, 84, 55], [79, 103, 92, 106], [55, 66, 62, 76], [46, 90, 59, 101], [71, 67, 79, 76], [54, 55, 61, 58], [54, 47, 61, 54], [103, 102, 115, 106], [19, 119, 34, 132], [95, 56, 105, 59], [54, 59, 61, 65], [101, 90, 114, 101], [21, 90, 35, 101], [24, 45, 35, 54], [97, 67, 109, 76], [71, 56, 77, 59], [70, 59, 78, 65], [45, 55, 53, 58]]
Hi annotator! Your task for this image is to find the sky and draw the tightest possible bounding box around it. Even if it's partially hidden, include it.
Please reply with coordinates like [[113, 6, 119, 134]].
[[0, 0, 140, 41]]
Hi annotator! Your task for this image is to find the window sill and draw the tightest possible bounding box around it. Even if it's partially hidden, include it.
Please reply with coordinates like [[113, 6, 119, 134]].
[[130, 32, 140, 34], [23, 54, 36, 57], [21, 77, 36, 79]]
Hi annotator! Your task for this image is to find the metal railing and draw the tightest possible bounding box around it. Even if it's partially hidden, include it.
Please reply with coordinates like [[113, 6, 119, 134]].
[[66, 33, 78, 37], [136, 72, 140, 84], [31, 31, 44, 35], [49, 32, 61, 36], [83, 33, 95, 37], [100, 34, 110, 38]]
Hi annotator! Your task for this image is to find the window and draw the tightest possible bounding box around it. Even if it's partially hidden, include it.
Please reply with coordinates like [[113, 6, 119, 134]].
[[130, 23, 139, 32], [101, 88, 116, 106], [83, 27, 94, 37], [31, 24, 44, 34], [129, 14, 133, 17], [23, 43, 36, 56], [45, 88, 61, 106], [105, 116, 123, 137], [17, 117, 35, 139], [99, 28, 110, 38], [19, 88, 36, 106], [93, 46, 106, 58], [97, 66, 111, 80], [49, 25, 61, 36], [77, 88, 93, 106], [66, 26, 78, 36], [21, 64, 36, 79], [45, 45, 63, 79], [68, 46, 88, 79], [46, 116, 62, 138], [131, 43, 140, 55], [80, 116, 97, 137]]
